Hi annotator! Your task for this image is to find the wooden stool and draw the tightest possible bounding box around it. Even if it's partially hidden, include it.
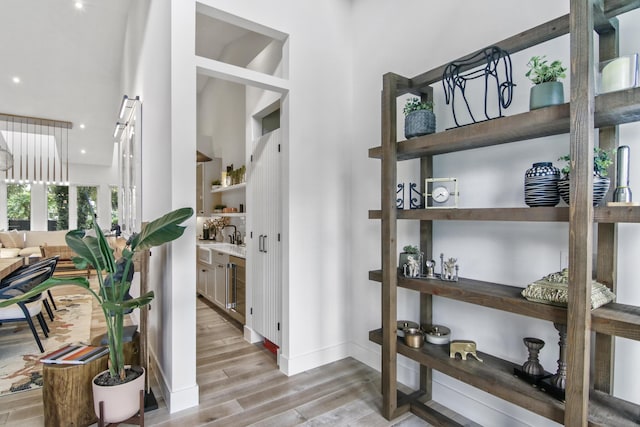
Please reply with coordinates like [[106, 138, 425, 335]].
[[43, 355, 108, 427]]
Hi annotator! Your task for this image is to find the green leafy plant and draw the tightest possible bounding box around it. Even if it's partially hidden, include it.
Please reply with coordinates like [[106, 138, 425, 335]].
[[526, 56, 567, 85], [0, 207, 193, 383], [402, 245, 419, 254], [403, 97, 433, 115], [558, 147, 613, 177]]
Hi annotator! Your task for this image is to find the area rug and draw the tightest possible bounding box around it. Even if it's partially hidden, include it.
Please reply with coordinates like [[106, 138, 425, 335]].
[[0, 293, 93, 395]]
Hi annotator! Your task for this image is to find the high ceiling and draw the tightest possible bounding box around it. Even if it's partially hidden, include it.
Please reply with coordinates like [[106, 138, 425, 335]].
[[0, 0, 131, 167]]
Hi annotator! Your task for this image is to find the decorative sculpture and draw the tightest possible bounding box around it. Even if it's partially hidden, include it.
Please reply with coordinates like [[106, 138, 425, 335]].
[[396, 183, 405, 209], [440, 253, 459, 282], [443, 45, 515, 127], [450, 340, 483, 362], [409, 182, 424, 209]]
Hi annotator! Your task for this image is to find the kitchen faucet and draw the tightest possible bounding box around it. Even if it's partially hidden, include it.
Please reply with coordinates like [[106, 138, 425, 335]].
[[223, 225, 237, 244]]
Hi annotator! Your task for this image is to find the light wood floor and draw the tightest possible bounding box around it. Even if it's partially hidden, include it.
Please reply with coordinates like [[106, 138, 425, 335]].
[[0, 289, 449, 426]]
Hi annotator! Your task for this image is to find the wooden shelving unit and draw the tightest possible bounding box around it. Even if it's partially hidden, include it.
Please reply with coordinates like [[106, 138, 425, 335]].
[[369, 2, 640, 425]]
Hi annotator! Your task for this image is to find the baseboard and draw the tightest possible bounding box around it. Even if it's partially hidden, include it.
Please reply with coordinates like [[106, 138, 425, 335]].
[[243, 325, 263, 343], [279, 342, 349, 376], [148, 347, 199, 414]]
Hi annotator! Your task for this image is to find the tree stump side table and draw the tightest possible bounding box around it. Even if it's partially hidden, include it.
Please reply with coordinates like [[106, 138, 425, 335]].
[[43, 354, 109, 427]]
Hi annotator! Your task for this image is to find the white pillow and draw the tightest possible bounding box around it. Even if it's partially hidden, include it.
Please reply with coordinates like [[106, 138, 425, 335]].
[[19, 247, 43, 257], [0, 248, 21, 258]]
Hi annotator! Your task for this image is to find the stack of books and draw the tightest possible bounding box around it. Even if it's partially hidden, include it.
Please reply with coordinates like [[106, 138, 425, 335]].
[[40, 344, 109, 365]]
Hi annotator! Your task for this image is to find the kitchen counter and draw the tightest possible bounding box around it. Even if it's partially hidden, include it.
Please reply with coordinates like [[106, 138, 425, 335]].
[[197, 241, 246, 259]]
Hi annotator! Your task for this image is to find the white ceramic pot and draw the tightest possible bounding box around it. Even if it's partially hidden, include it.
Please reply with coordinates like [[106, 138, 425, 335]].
[[92, 366, 145, 424]]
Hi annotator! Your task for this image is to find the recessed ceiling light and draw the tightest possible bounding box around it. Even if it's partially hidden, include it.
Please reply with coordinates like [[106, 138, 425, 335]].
[[80, 149, 86, 154], [74, 1, 83, 10], [79, 123, 85, 129], [12, 77, 20, 84]]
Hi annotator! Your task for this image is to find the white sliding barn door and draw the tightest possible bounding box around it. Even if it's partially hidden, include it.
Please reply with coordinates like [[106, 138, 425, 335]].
[[249, 129, 282, 345]]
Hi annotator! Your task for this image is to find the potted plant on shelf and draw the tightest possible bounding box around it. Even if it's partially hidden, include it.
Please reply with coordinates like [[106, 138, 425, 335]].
[[403, 97, 435, 139], [526, 55, 567, 110], [557, 148, 613, 206], [0, 207, 193, 424]]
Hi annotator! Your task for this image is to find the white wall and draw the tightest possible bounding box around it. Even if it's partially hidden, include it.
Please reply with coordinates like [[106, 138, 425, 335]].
[[349, 1, 640, 426], [197, 0, 354, 375], [116, 0, 640, 421], [121, 0, 199, 413]]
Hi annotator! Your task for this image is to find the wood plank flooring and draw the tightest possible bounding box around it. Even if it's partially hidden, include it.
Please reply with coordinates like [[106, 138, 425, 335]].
[[0, 290, 456, 426]]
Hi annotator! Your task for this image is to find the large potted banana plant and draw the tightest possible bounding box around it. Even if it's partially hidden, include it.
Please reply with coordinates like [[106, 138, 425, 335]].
[[0, 207, 193, 423]]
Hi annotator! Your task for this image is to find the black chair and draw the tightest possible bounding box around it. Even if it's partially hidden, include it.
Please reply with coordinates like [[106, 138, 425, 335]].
[[0, 266, 55, 353], [1, 256, 59, 320]]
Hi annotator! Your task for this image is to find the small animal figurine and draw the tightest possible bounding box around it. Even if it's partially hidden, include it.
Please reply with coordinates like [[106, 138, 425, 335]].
[[450, 340, 483, 362], [407, 255, 420, 277], [443, 257, 457, 280]]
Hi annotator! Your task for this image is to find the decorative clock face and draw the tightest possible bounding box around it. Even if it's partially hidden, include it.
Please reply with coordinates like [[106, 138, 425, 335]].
[[425, 177, 458, 208], [432, 186, 450, 203]]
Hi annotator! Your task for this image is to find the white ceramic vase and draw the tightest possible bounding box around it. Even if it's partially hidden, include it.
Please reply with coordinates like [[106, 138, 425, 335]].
[[92, 366, 145, 424]]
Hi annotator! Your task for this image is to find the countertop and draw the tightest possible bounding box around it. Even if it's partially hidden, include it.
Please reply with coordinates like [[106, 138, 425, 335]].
[[197, 241, 246, 259]]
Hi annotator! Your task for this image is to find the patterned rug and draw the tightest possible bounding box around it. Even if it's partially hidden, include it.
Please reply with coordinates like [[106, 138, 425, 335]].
[[0, 293, 93, 395]]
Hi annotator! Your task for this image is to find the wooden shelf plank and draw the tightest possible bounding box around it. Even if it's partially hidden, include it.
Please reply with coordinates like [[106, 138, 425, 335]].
[[368, 88, 640, 161], [368, 205, 640, 224], [592, 303, 640, 341], [594, 205, 640, 223], [369, 207, 569, 222], [369, 270, 567, 324], [370, 271, 640, 340], [368, 329, 640, 426], [370, 329, 567, 423]]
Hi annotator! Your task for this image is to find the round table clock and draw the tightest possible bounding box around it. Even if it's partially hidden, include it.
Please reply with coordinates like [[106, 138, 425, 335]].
[[425, 178, 458, 208]]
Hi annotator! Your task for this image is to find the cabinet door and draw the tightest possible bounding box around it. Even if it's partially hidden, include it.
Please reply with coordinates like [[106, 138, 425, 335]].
[[213, 262, 228, 308], [249, 129, 282, 345], [197, 265, 208, 296], [229, 256, 246, 323], [197, 264, 214, 300]]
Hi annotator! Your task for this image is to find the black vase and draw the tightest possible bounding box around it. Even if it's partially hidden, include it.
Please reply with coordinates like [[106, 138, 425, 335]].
[[557, 175, 610, 206], [524, 162, 560, 207]]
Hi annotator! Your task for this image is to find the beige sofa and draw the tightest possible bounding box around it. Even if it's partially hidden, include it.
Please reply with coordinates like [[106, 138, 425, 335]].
[[0, 230, 68, 259]]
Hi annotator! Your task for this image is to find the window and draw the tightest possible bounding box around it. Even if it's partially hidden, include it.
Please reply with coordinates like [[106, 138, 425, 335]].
[[77, 186, 97, 230], [47, 185, 69, 230], [7, 183, 31, 230], [261, 108, 280, 135], [110, 185, 118, 228]]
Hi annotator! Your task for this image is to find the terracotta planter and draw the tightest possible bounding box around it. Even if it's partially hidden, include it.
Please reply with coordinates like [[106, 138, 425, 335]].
[[529, 81, 564, 110], [92, 366, 145, 423]]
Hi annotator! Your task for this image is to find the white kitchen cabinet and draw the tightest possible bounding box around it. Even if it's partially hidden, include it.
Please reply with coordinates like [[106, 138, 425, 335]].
[[196, 263, 214, 300], [212, 250, 229, 309]]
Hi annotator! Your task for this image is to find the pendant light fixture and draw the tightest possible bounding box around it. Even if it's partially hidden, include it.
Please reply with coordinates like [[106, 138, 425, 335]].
[[0, 113, 71, 184]]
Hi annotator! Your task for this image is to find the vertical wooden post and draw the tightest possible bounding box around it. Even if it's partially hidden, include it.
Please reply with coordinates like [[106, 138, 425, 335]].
[[381, 72, 398, 420], [140, 248, 150, 394], [567, 0, 595, 425], [594, 17, 619, 394], [419, 89, 434, 398]]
